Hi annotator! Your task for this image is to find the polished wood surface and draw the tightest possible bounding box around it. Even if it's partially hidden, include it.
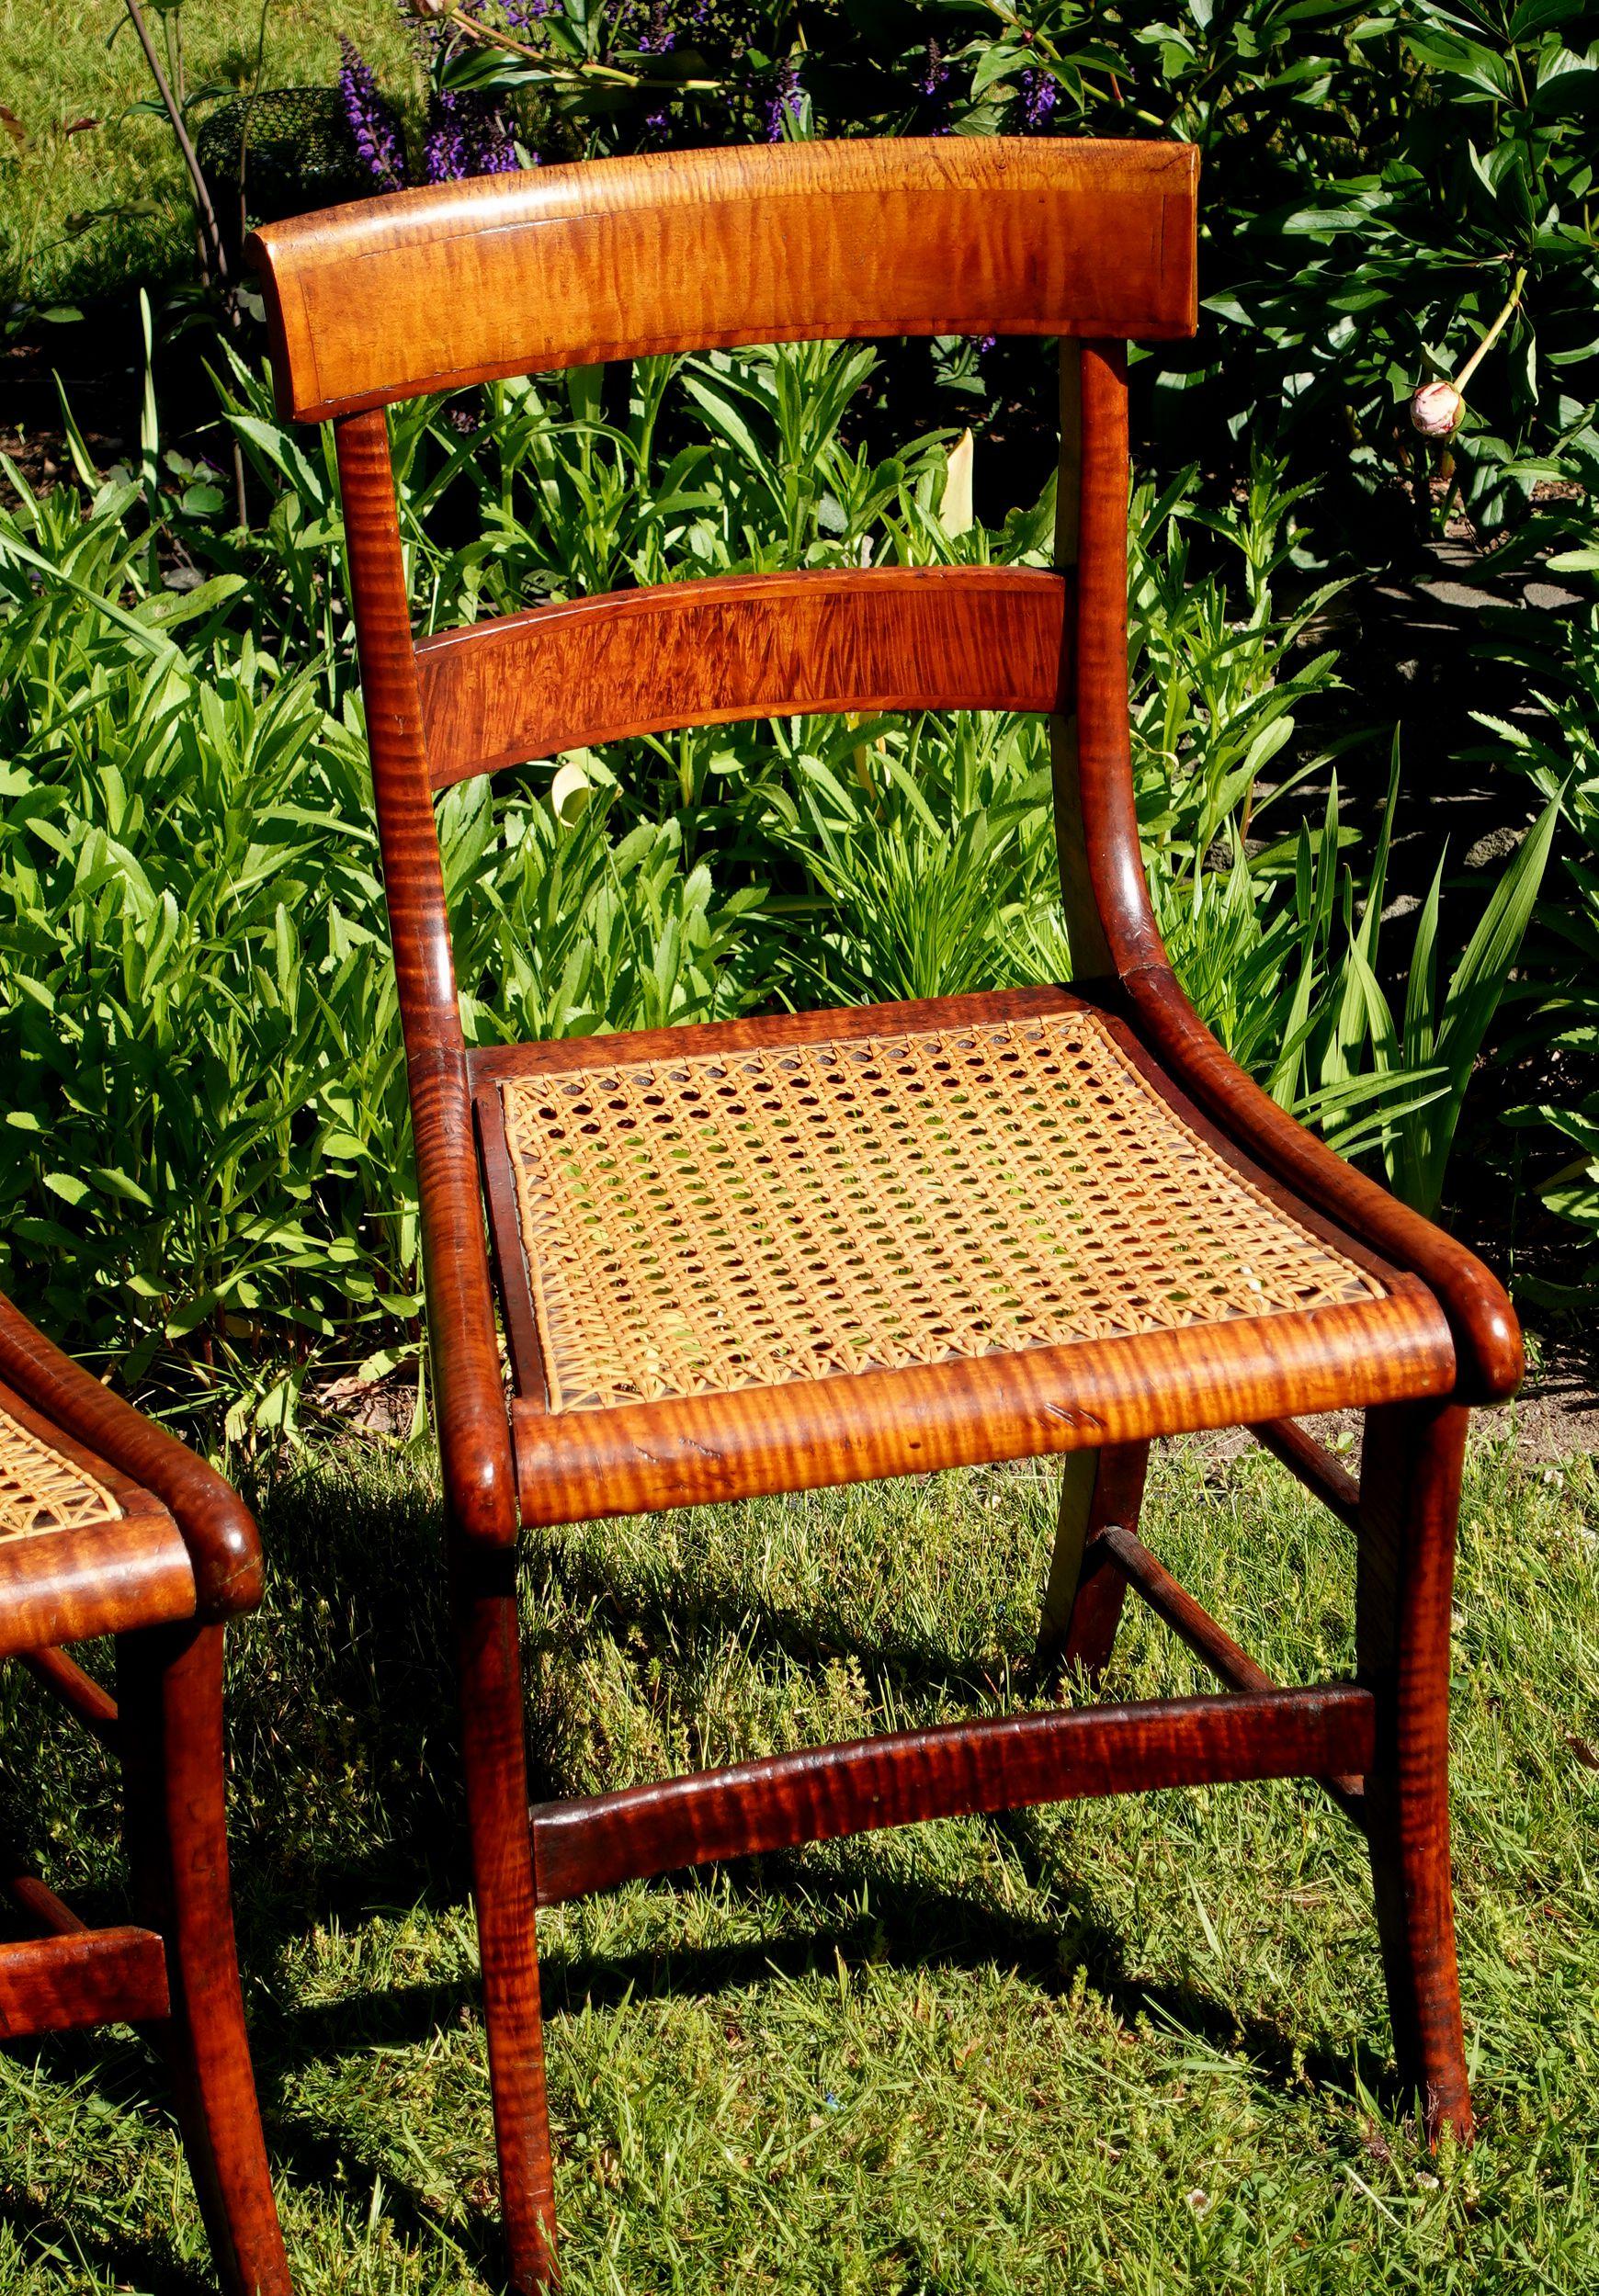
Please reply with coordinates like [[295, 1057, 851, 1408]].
[[1094, 1521, 1366, 1816], [473, 985, 1458, 1522], [0, 1928, 171, 2038], [531, 1686, 1374, 1907], [1114, 967, 1521, 1403], [417, 567, 1071, 790], [335, 411, 520, 1554], [0, 1306, 263, 1617], [262, 137, 1508, 2280], [1060, 350, 1516, 1402], [1035, 1443, 1151, 1687], [0, 1515, 195, 1658], [4, 1832, 88, 1936], [1252, 1415, 1363, 1533], [1358, 1401, 1473, 2143], [0, 1295, 289, 2295], [249, 138, 1198, 422], [337, 404, 553, 2275], [504, 1297, 1451, 1525], [119, 1624, 292, 2294], [0, 1373, 198, 1655], [1097, 1521, 1272, 1693]]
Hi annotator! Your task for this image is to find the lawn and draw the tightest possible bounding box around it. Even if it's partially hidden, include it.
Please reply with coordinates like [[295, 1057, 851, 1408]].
[[0, 1428, 1594, 2292], [0, 0, 414, 305]]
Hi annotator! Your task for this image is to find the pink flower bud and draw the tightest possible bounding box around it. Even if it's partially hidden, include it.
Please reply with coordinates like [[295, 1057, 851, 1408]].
[[1410, 381, 1463, 439]]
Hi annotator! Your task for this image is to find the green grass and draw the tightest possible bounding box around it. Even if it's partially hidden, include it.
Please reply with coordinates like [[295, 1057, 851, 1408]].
[[0, 0, 416, 306], [0, 1429, 1596, 2290]]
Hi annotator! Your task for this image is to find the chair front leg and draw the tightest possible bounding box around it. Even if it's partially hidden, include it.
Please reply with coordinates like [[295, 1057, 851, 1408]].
[[454, 1536, 557, 2290], [1034, 1442, 1151, 1691], [1357, 1398, 1473, 2146], [118, 1622, 290, 2296]]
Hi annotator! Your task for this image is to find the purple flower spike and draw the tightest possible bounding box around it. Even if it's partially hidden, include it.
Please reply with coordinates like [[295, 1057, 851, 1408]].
[[1018, 68, 1058, 130], [338, 39, 404, 189], [424, 81, 525, 182], [764, 56, 803, 141], [422, 85, 470, 183], [477, 117, 524, 172]]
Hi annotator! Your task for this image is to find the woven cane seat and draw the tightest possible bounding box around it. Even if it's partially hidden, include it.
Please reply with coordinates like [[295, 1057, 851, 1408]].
[[0, 1379, 196, 1658], [491, 1004, 1389, 1418], [0, 1399, 121, 1542]]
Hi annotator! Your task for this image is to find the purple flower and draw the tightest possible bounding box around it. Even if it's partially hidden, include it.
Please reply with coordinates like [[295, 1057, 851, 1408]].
[[917, 40, 949, 98], [422, 85, 470, 183], [645, 107, 669, 131], [338, 39, 404, 189], [423, 84, 523, 182], [477, 115, 524, 171], [764, 56, 803, 141], [1018, 68, 1057, 130], [637, 2, 676, 52]]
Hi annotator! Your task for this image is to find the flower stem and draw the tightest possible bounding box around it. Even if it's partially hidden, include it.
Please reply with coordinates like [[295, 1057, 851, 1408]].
[[1454, 266, 1527, 392]]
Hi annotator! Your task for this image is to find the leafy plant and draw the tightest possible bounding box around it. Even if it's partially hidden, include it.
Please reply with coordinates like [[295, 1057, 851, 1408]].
[[0, 318, 1563, 1410]]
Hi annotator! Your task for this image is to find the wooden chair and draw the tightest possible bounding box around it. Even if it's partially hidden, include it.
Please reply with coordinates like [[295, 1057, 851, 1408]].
[[0, 1294, 289, 2295], [249, 139, 1520, 2289]]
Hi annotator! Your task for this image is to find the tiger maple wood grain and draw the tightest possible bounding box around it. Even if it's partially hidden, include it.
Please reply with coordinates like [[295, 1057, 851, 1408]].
[[417, 567, 1072, 788], [250, 138, 1198, 421], [256, 135, 1512, 2282]]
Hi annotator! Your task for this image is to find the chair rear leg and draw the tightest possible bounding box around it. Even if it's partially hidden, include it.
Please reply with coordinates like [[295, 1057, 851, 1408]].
[[1357, 1399, 1473, 2147], [454, 1542, 557, 2290], [1034, 1443, 1150, 1690], [119, 1623, 291, 2296]]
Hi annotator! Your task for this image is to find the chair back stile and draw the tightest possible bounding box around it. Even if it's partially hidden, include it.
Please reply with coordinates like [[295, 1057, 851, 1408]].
[[334, 412, 518, 1541]]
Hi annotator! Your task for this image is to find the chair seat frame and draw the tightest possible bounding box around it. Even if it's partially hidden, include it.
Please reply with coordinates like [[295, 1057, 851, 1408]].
[[0, 1299, 289, 2296], [250, 138, 1519, 2290]]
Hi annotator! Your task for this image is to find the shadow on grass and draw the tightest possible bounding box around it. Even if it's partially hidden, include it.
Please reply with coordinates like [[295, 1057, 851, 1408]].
[[153, 1449, 1413, 2276], [535, 1536, 1032, 1711], [262, 1840, 1401, 2118], [0, 2190, 218, 2296]]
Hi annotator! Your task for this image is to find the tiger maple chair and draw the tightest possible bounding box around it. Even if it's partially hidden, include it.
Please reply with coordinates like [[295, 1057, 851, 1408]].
[[249, 139, 1520, 2288], [0, 1293, 289, 2294]]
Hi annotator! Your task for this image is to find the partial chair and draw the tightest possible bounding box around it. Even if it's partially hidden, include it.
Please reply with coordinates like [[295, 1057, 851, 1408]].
[[249, 138, 1519, 2289], [0, 1294, 289, 2295]]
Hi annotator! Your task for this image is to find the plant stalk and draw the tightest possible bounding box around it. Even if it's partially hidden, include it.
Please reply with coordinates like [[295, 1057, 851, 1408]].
[[1454, 266, 1527, 393], [120, 0, 249, 532]]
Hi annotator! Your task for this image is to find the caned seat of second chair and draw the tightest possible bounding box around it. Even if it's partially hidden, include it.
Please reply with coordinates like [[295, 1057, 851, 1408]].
[[250, 136, 1519, 2290]]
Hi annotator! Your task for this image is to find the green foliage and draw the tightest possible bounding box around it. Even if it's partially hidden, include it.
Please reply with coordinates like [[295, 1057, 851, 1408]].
[[913, 0, 1599, 530], [8, 0, 1594, 1382], [1478, 553, 1599, 1288], [2, 325, 1555, 1403]]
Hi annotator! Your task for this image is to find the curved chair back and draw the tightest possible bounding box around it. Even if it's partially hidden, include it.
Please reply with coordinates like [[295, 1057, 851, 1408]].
[[248, 141, 1199, 1434]]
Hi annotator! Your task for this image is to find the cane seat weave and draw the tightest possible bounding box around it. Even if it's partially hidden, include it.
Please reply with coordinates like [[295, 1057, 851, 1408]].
[[497, 1008, 1386, 1416], [0, 1402, 121, 1541]]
